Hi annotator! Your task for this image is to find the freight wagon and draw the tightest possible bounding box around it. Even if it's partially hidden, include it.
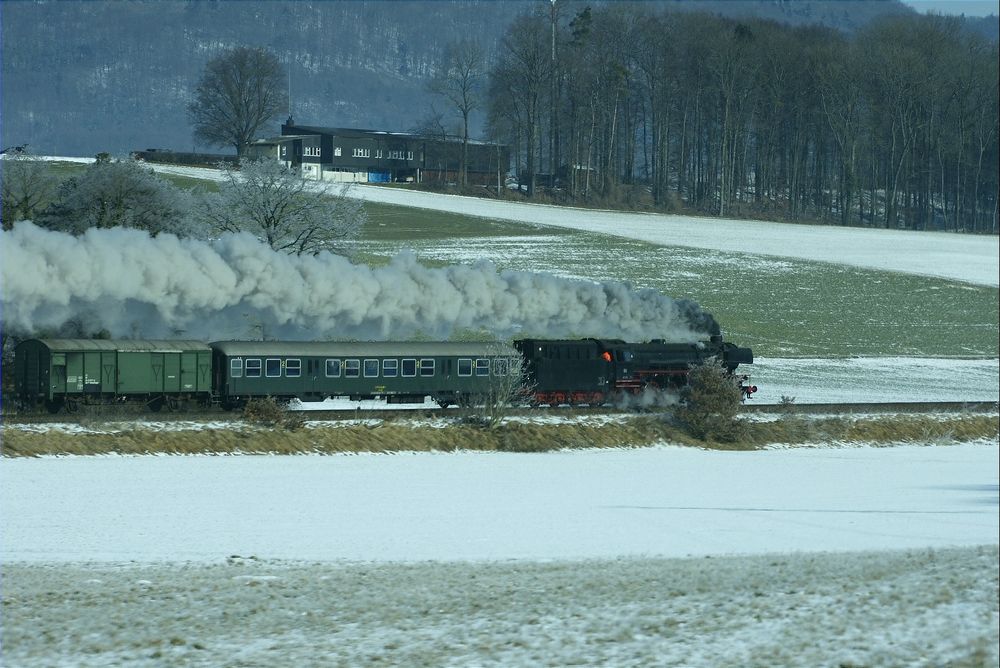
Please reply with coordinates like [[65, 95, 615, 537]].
[[13, 339, 213, 413]]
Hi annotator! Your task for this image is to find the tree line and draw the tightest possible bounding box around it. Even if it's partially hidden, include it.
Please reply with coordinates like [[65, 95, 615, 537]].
[[483, 7, 998, 233]]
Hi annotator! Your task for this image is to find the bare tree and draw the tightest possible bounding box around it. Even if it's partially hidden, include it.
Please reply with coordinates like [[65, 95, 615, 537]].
[[428, 40, 485, 188], [459, 342, 535, 429], [201, 158, 366, 256], [1, 153, 60, 229], [188, 47, 287, 157]]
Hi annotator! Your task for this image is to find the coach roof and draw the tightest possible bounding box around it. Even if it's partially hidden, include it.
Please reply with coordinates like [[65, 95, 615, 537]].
[[209, 341, 516, 358]]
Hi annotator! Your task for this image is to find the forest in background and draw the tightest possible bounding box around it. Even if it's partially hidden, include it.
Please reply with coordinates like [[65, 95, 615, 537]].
[[487, 7, 998, 232]]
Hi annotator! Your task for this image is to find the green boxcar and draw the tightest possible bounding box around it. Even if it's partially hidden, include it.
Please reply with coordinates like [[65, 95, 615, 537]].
[[210, 341, 519, 408], [14, 339, 213, 412]]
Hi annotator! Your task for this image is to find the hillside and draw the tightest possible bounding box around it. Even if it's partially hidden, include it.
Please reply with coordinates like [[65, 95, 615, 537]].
[[2, 0, 923, 157]]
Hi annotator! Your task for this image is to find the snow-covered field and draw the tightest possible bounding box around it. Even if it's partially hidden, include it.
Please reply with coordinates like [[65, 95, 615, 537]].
[[4, 444, 997, 562], [2, 444, 998, 666]]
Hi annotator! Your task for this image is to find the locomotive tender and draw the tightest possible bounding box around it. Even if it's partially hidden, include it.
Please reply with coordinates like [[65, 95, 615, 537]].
[[14, 335, 754, 413]]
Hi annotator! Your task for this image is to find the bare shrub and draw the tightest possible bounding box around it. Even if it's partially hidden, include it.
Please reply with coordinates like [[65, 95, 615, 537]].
[[458, 343, 535, 429], [243, 397, 304, 430]]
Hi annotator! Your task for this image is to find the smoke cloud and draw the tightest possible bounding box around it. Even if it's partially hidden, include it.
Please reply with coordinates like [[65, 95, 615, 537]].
[[1, 223, 718, 342]]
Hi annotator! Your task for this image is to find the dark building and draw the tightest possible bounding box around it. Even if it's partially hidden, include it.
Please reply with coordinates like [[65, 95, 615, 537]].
[[248, 119, 509, 186]]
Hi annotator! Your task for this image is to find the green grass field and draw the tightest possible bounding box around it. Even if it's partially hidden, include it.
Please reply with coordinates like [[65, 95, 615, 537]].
[[360, 204, 999, 358]]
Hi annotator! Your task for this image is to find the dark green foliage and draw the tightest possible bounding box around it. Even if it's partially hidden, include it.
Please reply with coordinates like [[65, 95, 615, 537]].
[[674, 357, 749, 442]]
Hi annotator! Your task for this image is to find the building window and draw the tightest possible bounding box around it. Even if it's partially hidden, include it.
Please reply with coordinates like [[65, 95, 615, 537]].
[[245, 359, 262, 378], [266, 358, 282, 377], [345, 359, 360, 378], [401, 359, 417, 377], [326, 359, 342, 377], [375, 149, 382, 158], [382, 359, 398, 377], [334, 147, 342, 157], [304, 146, 321, 157], [420, 359, 435, 377], [285, 359, 301, 378], [458, 358, 473, 377], [352, 148, 371, 158], [364, 359, 379, 377], [231, 358, 243, 378]]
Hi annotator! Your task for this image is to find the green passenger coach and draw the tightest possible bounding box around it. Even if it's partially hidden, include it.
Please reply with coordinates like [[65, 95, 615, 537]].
[[210, 340, 519, 409], [14, 339, 213, 413]]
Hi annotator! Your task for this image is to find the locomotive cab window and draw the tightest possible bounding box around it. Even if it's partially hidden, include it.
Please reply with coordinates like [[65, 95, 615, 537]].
[[266, 359, 282, 377], [245, 359, 262, 378], [383, 359, 398, 377], [458, 358, 473, 377], [419, 359, 435, 377], [326, 359, 342, 377], [475, 359, 490, 376], [285, 359, 301, 378], [401, 359, 417, 377], [230, 358, 243, 378], [364, 359, 379, 377], [345, 359, 360, 378]]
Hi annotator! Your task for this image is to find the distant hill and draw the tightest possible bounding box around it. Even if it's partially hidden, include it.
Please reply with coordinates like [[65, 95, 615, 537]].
[[1, 0, 978, 157]]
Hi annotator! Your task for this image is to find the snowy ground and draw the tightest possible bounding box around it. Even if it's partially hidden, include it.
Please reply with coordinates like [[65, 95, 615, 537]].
[[3, 547, 996, 668], [2, 444, 998, 666], [4, 444, 996, 562]]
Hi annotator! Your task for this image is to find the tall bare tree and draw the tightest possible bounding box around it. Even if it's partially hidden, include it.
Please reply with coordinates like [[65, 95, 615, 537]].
[[188, 47, 287, 157], [428, 40, 485, 188]]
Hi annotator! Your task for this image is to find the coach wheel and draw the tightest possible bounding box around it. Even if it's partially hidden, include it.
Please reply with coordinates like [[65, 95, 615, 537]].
[[45, 398, 64, 414], [148, 396, 164, 413], [64, 398, 80, 414], [437, 399, 452, 409]]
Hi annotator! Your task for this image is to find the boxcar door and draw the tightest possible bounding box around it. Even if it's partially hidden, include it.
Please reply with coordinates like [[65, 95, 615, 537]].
[[180, 352, 198, 392], [162, 353, 181, 392]]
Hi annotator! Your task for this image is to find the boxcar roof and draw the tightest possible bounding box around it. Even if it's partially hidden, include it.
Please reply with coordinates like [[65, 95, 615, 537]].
[[26, 339, 212, 352], [210, 341, 516, 357]]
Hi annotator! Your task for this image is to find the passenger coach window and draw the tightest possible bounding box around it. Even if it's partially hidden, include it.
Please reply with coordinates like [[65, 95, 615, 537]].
[[326, 359, 342, 377], [231, 358, 243, 378], [285, 359, 301, 378], [493, 359, 509, 376], [266, 359, 281, 377], [345, 359, 360, 378], [458, 358, 473, 377], [383, 359, 398, 377], [401, 359, 417, 377], [420, 359, 434, 377], [476, 359, 490, 376], [364, 359, 379, 377], [245, 359, 262, 378]]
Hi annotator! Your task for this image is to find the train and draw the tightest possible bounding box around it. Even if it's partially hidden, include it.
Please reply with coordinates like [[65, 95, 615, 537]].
[[13, 335, 755, 413]]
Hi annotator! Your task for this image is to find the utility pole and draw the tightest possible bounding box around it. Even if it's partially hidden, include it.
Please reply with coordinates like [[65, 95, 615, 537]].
[[549, 0, 558, 186]]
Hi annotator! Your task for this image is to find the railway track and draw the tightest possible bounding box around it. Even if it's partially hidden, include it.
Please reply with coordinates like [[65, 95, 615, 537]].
[[2, 401, 996, 426]]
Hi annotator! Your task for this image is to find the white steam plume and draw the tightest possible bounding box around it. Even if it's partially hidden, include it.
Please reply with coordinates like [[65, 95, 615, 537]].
[[1, 223, 718, 341]]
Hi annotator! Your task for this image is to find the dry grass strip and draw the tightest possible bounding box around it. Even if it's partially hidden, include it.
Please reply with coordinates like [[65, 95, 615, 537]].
[[2, 415, 996, 457]]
